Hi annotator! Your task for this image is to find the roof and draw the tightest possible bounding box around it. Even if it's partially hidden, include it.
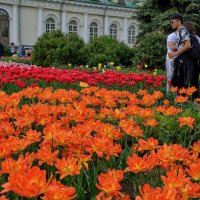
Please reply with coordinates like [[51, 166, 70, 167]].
[[47, 0, 140, 8]]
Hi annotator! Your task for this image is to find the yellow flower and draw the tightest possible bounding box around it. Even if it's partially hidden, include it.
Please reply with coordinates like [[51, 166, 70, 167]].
[[79, 82, 89, 88], [98, 63, 102, 70], [116, 66, 121, 71], [85, 65, 89, 68], [68, 63, 72, 67], [153, 71, 157, 75], [144, 64, 148, 68], [104, 65, 107, 69], [110, 62, 114, 65]]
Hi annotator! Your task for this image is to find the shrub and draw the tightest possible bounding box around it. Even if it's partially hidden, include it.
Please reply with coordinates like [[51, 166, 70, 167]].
[[32, 30, 87, 67], [3, 45, 12, 57], [132, 31, 167, 69], [85, 36, 135, 67]]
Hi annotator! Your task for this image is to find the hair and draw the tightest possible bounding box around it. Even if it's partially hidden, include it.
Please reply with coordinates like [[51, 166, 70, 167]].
[[184, 21, 196, 35], [170, 13, 183, 24]]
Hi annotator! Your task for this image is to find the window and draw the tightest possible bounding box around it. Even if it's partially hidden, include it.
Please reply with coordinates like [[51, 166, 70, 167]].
[[0, 9, 9, 37], [45, 18, 55, 33], [128, 25, 136, 44], [110, 24, 118, 39], [89, 22, 98, 39], [69, 20, 78, 34]]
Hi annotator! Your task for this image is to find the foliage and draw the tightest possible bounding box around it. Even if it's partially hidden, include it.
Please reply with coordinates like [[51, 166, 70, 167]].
[[32, 30, 87, 67], [132, 0, 200, 69], [85, 36, 135, 67], [132, 31, 167, 69], [135, 0, 200, 39], [1, 57, 32, 65], [3, 45, 12, 57]]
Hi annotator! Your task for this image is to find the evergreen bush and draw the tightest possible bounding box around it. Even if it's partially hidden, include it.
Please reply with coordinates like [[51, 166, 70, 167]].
[[85, 36, 135, 67], [132, 31, 167, 69], [32, 30, 87, 67]]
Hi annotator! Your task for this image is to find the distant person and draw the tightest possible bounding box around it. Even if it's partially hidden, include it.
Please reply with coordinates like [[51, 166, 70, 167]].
[[10, 42, 16, 54], [166, 32, 177, 94], [20, 46, 26, 56], [27, 48, 32, 56], [0, 42, 3, 58]]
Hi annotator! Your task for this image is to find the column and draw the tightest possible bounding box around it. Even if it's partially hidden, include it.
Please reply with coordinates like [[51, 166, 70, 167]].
[[12, 4, 19, 45], [9, 17, 13, 45], [38, 7, 43, 37], [61, 10, 67, 33], [123, 17, 128, 43], [104, 15, 109, 35], [83, 13, 88, 42]]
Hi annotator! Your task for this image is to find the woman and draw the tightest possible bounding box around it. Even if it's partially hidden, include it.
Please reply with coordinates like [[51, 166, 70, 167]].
[[184, 21, 200, 99]]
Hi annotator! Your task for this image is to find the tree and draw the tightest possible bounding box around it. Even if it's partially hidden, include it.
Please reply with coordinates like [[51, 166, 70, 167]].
[[135, 0, 200, 39]]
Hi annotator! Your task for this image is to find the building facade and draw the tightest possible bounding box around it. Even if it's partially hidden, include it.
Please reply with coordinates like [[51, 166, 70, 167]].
[[0, 0, 139, 47]]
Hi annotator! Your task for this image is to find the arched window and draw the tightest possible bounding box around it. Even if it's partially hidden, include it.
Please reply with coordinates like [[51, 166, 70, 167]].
[[110, 24, 118, 39], [0, 9, 9, 45], [69, 20, 78, 34], [45, 18, 55, 33], [89, 22, 98, 40], [128, 25, 136, 44]]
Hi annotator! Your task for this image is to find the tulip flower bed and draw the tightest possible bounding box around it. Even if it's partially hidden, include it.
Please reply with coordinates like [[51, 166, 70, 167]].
[[0, 62, 200, 200], [0, 62, 165, 94]]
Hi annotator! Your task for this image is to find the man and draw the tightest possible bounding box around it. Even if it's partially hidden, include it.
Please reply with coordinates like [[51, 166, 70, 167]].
[[169, 13, 194, 90], [166, 32, 177, 94]]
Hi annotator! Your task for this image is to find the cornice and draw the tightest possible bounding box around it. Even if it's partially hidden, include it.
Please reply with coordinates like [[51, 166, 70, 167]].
[[0, 0, 134, 18]]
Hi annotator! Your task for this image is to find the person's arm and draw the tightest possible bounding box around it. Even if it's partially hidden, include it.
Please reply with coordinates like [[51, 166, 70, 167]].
[[168, 40, 191, 59], [168, 41, 177, 51]]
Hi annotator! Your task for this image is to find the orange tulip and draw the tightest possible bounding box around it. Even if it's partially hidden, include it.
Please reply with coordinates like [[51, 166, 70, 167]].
[[137, 137, 159, 152], [23, 129, 42, 143], [55, 157, 82, 179], [156, 105, 182, 116], [140, 94, 156, 106], [186, 159, 200, 181], [156, 144, 189, 167], [178, 87, 187, 95], [143, 118, 159, 127], [42, 179, 76, 200], [1, 166, 52, 198], [135, 184, 179, 200], [0, 142, 11, 159], [0, 195, 9, 200], [96, 169, 124, 196], [125, 153, 157, 173], [1, 155, 32, 174], [170, 86, 178, 93], [152, 91, 163, 99], [161, 170, 189, 190], [185, 86, 197, 96], [174, 95, 188, 103], [191, 140, 200, 153], [178, 116, 195, 129], [36, 146, 59, 166]]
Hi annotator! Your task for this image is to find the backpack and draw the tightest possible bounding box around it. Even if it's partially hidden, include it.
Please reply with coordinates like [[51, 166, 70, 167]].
[[178, 28, 200, 63], [189, 34, 200, 63]]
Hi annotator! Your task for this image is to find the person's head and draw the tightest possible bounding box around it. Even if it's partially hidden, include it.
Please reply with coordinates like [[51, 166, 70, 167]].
[[170, 13, 183, 30], [184, 21, 196, 35]]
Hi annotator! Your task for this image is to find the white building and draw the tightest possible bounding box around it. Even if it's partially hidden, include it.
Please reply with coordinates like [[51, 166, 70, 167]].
[[0, 0, 139, 47]]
